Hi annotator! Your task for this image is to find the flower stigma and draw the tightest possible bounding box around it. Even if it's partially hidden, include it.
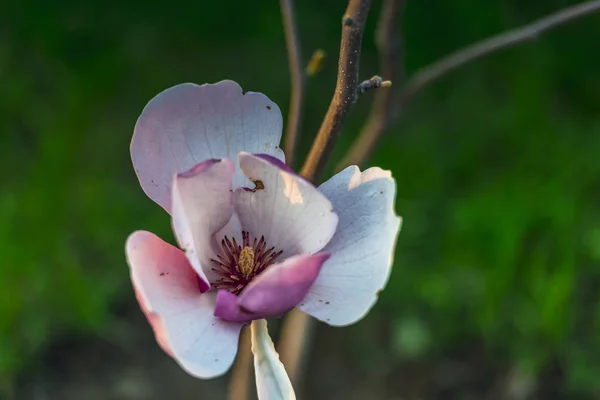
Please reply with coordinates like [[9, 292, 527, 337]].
[[238, 246, 255, 276], [211, 231, 283, 295]]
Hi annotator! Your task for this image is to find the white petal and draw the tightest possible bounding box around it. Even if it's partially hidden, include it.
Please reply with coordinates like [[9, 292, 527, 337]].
[[251, 319, 296, 400], [131, 80, 285, 213], [234, 152, 338, 257], [126, 231, 243, 378], [297, 166, 402, 326], [171, 159, 235, 284], [165, 292, 243, 379]]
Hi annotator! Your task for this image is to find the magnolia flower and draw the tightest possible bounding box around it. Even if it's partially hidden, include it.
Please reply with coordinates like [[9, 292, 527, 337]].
[[126, 80, 401, 380]]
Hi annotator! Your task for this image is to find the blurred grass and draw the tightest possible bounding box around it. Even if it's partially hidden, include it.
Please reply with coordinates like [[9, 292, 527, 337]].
[[1, 0, 600, 396]]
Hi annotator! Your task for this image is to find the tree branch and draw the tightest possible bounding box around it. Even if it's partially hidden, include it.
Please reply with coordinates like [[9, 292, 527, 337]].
[[281, 0, 305, 166], [299, 0, 373, 183], [337, 0, 404, 171], [278, 0, 372, 385], [339, 0, 600, 169]]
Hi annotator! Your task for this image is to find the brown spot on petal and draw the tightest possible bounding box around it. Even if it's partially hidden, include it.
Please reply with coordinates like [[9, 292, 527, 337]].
[[159, 272, 165, 276], [325, 301, 330, 305], [376, 289, 382, 297], [266, 105, 271, 110], [251, 180, 265, 192]]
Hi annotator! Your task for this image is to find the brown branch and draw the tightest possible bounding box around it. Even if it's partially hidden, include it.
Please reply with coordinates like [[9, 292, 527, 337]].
[[226, 327, 252, 400], [278, 0, 372, 385], [338, 0, 600, 169], [281, 0, 305, 166], [299, 0, 373, 183]]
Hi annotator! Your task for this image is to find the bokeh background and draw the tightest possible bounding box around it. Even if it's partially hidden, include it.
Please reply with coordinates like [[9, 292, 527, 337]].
[[2, 0, 600, 398]]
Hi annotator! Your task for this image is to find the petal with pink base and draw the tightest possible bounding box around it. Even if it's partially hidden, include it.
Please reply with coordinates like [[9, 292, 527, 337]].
[[297, 166, 402, 326], [126, 230, 244, 378], [234, 152, 338, 258], [131, 80, 285, 213], [214, 253, 330, 322], [134, 284, 174, 357]]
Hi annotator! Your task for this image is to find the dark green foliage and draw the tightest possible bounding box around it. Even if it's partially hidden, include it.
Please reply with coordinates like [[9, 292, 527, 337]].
[[1, 0, 600, 395]]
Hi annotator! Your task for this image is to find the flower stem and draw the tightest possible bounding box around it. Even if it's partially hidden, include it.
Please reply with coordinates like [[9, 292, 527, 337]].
[[279, 0, 373, 388]]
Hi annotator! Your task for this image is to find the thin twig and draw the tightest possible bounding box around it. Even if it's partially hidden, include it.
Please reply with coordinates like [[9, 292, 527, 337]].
[[281, 0, 305, 166], [339, 0, 600, 168], [299, 0, 373, 183], [226, 327, 252, 400], [337, 0, 404, 171], [402, 0, 600, 103]]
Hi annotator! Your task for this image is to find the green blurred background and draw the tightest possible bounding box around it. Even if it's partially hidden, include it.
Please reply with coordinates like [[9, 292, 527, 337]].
[[2, 0, 600, 398]]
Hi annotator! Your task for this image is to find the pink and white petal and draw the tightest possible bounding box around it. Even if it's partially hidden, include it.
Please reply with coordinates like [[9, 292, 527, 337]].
[[214, 253, 330, 322], [131, 80, 285, 213], [297, 166, 402, 327], [126, 231, 243, 378], [172, 159, 235, 284], [126, 230, 208, 309], [234, 152, 338, 258]]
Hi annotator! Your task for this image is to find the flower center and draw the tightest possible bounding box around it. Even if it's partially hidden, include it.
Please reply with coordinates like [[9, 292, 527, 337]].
[[211, 231, 283, 295]]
